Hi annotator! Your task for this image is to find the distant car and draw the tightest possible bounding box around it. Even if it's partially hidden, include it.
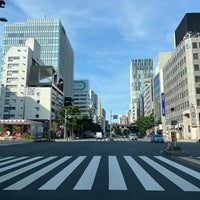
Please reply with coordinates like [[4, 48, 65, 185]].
[[129, 133, 138, 140], [151, 134, 164, 143]]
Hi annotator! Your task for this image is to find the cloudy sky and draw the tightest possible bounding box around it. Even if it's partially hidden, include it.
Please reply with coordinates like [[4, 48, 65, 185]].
[[0, 0, 200, 120]]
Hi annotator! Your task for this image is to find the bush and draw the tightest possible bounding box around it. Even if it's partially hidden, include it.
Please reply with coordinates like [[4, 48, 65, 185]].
[[21, 134, 37, 140]]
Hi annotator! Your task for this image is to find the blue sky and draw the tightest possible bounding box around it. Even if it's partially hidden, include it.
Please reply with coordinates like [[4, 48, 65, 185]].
[[1, 0, 200, 121]]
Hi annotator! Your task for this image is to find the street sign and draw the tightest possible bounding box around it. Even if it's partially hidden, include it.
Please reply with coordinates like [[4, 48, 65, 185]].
[[171, 131, 177, 142]]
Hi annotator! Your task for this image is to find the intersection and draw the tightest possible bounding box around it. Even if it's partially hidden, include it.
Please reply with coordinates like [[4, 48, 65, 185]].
[[0, 140, 199, 200]]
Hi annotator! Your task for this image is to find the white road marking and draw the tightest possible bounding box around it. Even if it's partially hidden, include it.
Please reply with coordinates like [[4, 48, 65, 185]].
[[0, 156, 43, 173], [4, 156, 71, 190], [140, 156, 200, 192], [124, 156, 164, 191], [39, 156, 86, 190], [0, 156, 28, 166], [74, 156, 101, 190], [155, 156, 200, 180], [109, 156, 127, 190], [0, 156, 57, 183]]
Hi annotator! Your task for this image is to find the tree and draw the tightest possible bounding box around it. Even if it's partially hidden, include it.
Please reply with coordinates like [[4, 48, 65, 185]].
[[136, 115, 154, 134], [58, 106, 81, 138]]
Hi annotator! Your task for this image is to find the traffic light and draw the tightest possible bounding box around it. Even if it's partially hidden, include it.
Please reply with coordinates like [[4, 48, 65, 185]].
[[0, 1, 5, 8]]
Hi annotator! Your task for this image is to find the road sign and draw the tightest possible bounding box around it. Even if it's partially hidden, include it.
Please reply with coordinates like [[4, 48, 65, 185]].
[[171, 131, 177, 142]]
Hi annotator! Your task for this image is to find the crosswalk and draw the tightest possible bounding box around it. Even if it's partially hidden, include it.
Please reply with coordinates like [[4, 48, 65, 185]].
[[0, 155, 200, 192], [70, 138, 132, 142]]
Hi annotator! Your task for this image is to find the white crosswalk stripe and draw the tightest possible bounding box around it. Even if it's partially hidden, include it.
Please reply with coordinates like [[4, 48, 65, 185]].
[[124, 156, 164, 191], [39, 156, 86, 190], [0, 155, 200, 192], [155, 156, 200, 180], [4, 156, 71, 190], [140, 156, 200, 192], [108, 156, 127, 190], [74, 156, 101, 190], [0, 156, 57, 183]]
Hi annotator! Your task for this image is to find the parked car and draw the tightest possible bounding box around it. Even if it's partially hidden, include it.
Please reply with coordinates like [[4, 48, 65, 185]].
[[151, 134, 164, 143], [129, 133, 138, 140]]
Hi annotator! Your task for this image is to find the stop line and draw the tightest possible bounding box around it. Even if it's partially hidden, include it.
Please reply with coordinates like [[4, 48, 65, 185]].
[[0, 155, 200, 192]]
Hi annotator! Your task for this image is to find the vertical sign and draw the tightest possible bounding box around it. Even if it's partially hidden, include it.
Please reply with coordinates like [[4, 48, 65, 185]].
[[161, 93, 166, 116]]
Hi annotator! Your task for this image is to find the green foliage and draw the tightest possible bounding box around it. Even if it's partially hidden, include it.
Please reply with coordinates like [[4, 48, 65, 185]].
[[58, 105, 102, 138], [136, 115, 154, 133], [21, 134, 37, 140]]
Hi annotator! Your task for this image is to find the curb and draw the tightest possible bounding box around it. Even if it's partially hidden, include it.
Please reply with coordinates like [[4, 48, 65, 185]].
[[161, 145, 189, 156]]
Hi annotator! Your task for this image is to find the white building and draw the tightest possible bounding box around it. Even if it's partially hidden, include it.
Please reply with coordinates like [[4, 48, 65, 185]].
[[73, 80, 91, 116], [0, 38, 64, 121]]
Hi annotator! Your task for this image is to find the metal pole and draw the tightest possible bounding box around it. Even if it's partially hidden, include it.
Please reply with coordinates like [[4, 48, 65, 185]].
[[110, 109, 112, 140], [64, 109, 67, 141]]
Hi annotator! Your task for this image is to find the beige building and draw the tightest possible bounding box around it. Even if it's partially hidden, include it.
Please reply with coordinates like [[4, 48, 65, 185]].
[[162, 33, 200, 140]]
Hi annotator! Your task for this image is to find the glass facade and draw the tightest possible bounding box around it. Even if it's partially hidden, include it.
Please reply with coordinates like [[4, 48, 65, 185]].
[[130, 59, 153, 103], [1, 18, 74, 97], [130, 58, 153, 122]]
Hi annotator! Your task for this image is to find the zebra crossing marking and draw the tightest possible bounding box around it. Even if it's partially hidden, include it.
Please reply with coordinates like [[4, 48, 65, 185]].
[[74, 156, 101, 190], [4, 156, 71, 190], [0, 156, 15, 162], [140, 156, 200, 192], [0, 155, 200, 192], [0, 156, 57, 183], [155, 156, 200, 180], [0, 156, 28, 167], [39, 156, 86, 190], [108, 156, 127, 190], [0, 156, 43, 173], [124, 156, 164, 191]]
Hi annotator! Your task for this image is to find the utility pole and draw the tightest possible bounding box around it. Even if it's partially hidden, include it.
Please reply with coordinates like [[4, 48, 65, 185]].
[[64, 109, 67, 141], [110, 109, 112, 140]]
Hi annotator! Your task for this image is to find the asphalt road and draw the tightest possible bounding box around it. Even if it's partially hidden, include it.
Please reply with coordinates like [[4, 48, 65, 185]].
[[0, 140, 200, 200]]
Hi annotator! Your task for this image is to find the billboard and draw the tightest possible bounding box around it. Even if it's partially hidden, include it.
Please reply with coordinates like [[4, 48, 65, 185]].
[[73, 80, 89, 92], [52, 73, 64, 93]]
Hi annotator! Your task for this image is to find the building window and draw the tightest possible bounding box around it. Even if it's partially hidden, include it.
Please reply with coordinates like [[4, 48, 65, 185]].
[[197, 99, 200, 106], [192, 42, 198, 48], [194, 64, 199, 71], [195, 76, 200, 82], [193, 53, 199, 60], [196, 88, 200, 94], [8, 56, 20, 61], [35, 107, 40, 111]]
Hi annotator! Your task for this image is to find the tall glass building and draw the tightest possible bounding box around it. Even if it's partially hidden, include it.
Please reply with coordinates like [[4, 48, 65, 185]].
[[130, 58, 153, 123], [1, 18, 74, 97]]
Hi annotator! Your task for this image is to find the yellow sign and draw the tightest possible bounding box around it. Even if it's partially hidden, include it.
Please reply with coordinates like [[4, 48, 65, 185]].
[[171, 131, 177, 142]]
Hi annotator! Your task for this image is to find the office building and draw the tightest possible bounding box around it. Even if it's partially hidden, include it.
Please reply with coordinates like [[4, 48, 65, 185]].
[[90, 90, 98, 123], [73, 80, 91, 117], [175, 13, 200, 47], [1, 18, 74, 98], [130, 59, 153, 123], [0, 38, 63, 120], [162, 32, 200, 140]]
